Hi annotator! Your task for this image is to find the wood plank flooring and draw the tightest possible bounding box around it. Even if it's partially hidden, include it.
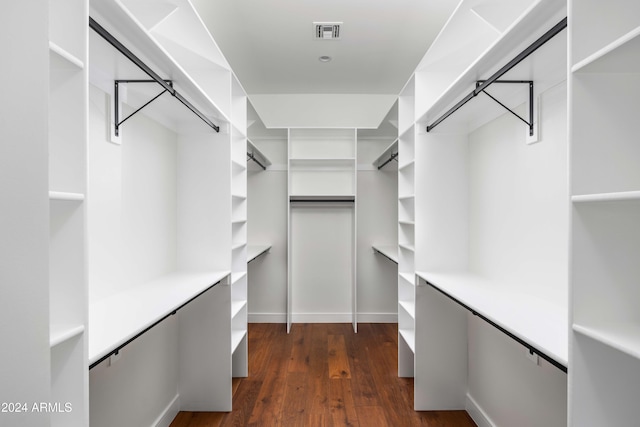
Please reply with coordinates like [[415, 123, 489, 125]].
[[170, 323, 476, 427]]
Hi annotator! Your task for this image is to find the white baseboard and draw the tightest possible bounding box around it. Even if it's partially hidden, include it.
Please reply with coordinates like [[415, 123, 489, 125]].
[[248, 313, 287, 323], [466, 393, 496, 427], [248, 312, 397, 323], [153, 394, 180, 427]]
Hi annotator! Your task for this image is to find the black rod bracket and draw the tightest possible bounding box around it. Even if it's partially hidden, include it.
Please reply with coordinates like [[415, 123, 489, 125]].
[[114, 80, 172, 137], [89, 17, 220, 135], [476, 80, 534, 136], [426, 17, 567, 134]]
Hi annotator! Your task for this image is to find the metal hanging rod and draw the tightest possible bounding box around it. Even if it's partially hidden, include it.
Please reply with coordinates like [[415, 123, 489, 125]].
[[290, 195, 355, 203], [421, 278, 567, 373], [377, 152, 398, 170], [426, 17, 567, 133], [89, 17, 220, 134], [247, 152, 266, 170], [88, 279, 223, 370]]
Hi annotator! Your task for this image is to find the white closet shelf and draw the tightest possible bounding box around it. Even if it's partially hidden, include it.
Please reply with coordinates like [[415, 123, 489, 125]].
[[572, 190, 640, 204], [399, 220, 415, 226], [49, 42, 85, 69], [232, 159, 247, 171], [399, 272, 415, 286], [419, 2, 567, 134], [399, 300, 416, 319], [88, 270, 229, 366], [231, 271, 247, 285], [247, 244, 271, 263], [572, 25, 640, 73], [231, 300, 247, 319], [88, 7, 229, 134], [232, 218, 247, 224], [232, 193, 247, 200], [49, 191, 85, 201], [232, 330, 247, 353], [372, 139, 398, 170], [398, 160, 415, 171], [50, 324, 85, 348], [398, 194, 415, 201], [573, 323, 640, 361], [399, 243, 415, 252], [372, 245, 398, 264], [399, 328, 416, 353], [416, 271, 568, 369]]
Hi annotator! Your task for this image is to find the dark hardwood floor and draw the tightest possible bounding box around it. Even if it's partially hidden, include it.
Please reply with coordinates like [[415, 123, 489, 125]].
[[170, 323, 477, 427]]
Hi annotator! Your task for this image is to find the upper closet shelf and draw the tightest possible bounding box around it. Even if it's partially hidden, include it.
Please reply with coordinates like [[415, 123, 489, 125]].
[[247, 139, 271, 171], [572, 26, 640, 73], [247, 245, 271, 263], [88, 270, 229, 368], [419, 0, 566, 135], [372, 245, 398, 264], [89, 0, 232, 133], [416, 271, 568, 372], [373, 139, 399, 170]]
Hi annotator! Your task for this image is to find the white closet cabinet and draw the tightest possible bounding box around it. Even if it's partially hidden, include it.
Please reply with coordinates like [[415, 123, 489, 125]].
[[569, 2, 640, 425], [406, 0, 569, 419], [86, 0, 246, 423], [49, 0, 89, 424], [287, 129, 357, 332]]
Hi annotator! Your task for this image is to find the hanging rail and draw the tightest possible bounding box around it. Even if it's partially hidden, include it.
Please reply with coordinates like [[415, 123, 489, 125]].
[[421, 277, 567, 373], [290, 195, 355, 203], [377, 152, 398, 170], [89, 17, 220, 135], [426, 17, 567, 133], [247, 152, 267, 170]]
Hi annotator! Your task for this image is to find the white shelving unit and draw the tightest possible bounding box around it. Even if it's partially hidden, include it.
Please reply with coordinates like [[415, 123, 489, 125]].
[[287, 128, 357, 332], [48, 0, 89, 424], [403, 0, 569, 414], [85, 0, 244, 421], [397, 77, 417, 378], [569, 2, 640, 425], [230, 74, 248, 378]]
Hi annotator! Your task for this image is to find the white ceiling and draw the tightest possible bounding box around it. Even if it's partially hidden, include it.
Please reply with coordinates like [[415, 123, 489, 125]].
[[191, 0, 459, 97]]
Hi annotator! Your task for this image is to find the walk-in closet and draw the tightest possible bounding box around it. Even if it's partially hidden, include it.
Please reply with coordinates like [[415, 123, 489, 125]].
[[2, 0, 638, 425]]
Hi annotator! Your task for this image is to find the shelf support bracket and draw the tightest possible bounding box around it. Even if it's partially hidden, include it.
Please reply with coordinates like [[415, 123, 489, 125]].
[[114, 80, 172, 137], [475, 80, 534, 136]]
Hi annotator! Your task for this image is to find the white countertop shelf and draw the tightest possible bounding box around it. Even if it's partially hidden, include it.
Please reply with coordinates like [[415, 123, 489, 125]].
[[416, 271, 568, 370], [372, 245, 398, 264], [247, 244, 271, 263], [89, 269, 229, 366]]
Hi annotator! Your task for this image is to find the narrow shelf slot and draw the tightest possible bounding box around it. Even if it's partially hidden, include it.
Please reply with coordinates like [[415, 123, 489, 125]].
[[399, 328, 416, 353], [399, 243, 415, 252], [231, 271, 247, 285], [399, 273, 414, 286], [232, 330, 247, 353], [49, 41, 85, 69], [399, 300, 416, 319], [231, 300, 247, 319], [49, 191, 85, 201]]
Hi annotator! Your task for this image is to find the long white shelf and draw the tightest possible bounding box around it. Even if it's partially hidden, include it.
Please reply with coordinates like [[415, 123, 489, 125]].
[[416, 271, 568, 370], [572, 25, 640, 73], [247, 244, 271, 263], [573, 323, 640, 361], [50, 324, 85, 348], [572, 190, 640, 204], [88, 270, 229, 366], [372, 245, 398, 264]]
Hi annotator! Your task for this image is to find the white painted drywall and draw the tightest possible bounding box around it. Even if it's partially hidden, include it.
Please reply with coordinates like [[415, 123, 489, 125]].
[[249, 94, 397, 129], [0, 4, 51, 425], [466, 82, 568, 427]]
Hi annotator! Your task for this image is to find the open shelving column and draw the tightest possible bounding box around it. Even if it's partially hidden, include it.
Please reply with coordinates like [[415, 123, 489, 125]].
[[48, 0, 89, 425], [397, 78, 417, 378], [569, 2, 640, 424], [287, 128, 357, 332]]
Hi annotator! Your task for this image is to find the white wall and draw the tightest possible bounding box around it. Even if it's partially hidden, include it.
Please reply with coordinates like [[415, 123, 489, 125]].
[[88, 85, 181, 427], [247, 138, 288, 322], [466, 82, 568, 427], [357, 139, 398, 321], [249, 94, 397, 129], [0, 3, 51, 426]]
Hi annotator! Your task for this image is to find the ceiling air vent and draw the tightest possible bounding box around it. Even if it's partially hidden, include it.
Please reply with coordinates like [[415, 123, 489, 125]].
[[314, 22, 341, 39]]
